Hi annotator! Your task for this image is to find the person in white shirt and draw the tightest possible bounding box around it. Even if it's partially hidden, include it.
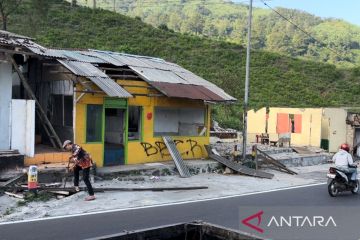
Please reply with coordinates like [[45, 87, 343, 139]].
[[332, 143, 357, 181]]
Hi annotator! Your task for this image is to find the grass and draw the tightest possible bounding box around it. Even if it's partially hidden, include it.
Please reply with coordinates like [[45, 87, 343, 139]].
[[6, 0, 360, 129]]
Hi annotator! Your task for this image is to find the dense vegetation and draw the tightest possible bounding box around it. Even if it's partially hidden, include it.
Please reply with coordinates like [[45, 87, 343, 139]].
[[73, 0, 360, 67], [6, 0, 360, 129]]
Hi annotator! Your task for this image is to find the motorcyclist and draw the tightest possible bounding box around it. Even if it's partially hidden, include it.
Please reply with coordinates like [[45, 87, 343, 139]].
[[332, 143, 358, 181]]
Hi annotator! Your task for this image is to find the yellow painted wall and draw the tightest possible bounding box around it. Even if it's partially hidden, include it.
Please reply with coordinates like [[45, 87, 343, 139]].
[[248, 107, 323, 147], [323, 108, 347, 152], [75, 79, 210, 167], [247, 108, 267, 143], [75, 81, 105, 167]]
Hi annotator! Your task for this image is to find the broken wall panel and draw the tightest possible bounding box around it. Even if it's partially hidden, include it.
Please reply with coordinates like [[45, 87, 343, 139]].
[[10, 100, 35, 157], [154, 107, 206, 136]]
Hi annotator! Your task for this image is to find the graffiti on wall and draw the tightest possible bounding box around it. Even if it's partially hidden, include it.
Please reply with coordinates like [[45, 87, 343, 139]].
[[140, 139, 203, 158]]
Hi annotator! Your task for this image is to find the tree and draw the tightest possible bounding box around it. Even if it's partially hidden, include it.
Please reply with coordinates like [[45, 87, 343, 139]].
[[71, 0, 77, 7], [0, 0, 22, 30]]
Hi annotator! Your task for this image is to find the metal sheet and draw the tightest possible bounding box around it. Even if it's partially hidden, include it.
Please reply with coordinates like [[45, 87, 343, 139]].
[[130, 66, 188, 84], [110, 54, 154, 68], [163, 136, 191, 178], [88, 77, 132, 98], [83, 51, 126, 66], [58, 60, 108, 77], [0, 30, 32, 40], [58, 50, 106, 63], [204, 85, 237, 101], [57, 60, 131, 98], [150, 82, 225, 101], [174, 71, 214, 87]]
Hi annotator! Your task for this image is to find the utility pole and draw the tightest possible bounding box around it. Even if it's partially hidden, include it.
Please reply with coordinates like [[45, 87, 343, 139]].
[[93, 0, 96, 9], [242, 0, 253, 161], [113, 0, 116, 12]]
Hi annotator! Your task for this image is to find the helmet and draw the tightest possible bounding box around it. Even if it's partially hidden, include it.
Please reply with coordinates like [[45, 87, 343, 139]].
[[62, 140, 72, 149], [340, 143, 350, 152]]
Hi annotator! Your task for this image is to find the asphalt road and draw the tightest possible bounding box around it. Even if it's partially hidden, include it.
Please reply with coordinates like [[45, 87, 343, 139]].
[[1, 183, 360, 240]]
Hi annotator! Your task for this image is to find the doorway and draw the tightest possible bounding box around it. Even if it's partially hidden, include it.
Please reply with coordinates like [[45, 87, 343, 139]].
[[104, 108, 126, 166]]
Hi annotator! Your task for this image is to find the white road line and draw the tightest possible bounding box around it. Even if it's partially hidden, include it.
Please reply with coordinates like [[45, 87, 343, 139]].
[[0, 182, 326, 226]]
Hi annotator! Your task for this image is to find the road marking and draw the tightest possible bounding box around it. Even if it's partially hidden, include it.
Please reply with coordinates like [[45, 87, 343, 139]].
[[0, 182, 326, 226]]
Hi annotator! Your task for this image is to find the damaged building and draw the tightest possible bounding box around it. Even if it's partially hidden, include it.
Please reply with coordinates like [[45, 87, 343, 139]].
[[0, 31, 235, 169], [248, 107, 360, 153]]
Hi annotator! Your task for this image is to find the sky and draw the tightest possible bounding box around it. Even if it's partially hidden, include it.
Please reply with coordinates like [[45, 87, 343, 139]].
[[239, 0, 360, 26]]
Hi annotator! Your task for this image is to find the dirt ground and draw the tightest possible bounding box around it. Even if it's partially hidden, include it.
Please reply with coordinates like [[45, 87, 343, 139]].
[[0, 164, 332, 223]]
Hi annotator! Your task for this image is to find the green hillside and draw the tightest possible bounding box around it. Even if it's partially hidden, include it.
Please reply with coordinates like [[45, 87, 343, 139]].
[[73, 0, 360, 67], [6, 0, 360, 129]]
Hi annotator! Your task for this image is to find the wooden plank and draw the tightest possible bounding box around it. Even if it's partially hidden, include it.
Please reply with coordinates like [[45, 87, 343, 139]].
[[292, 147, 313, 154], [0, 174, 25, 187], [49, 191, 70, 196], [204, 145, 274, 179], [257, 149, 297, 175], [5, 191, 24, 199]]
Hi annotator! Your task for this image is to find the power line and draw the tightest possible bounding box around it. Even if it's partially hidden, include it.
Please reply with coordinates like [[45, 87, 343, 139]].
[[260, 0, 356, 67]]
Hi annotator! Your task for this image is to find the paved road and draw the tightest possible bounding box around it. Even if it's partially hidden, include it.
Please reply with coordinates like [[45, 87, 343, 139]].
[[1, 184, 359, 240]]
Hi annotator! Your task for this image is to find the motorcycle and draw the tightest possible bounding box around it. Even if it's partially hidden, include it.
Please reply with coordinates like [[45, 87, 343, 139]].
[[327, 166, 359, 197]]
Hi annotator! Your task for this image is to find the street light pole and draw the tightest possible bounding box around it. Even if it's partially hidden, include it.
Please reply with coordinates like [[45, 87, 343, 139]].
[[242, 0, 253, 161]]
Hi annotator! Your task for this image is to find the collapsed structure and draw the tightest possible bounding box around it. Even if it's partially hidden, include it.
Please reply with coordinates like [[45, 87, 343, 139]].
[[0, 31, 235, 168]]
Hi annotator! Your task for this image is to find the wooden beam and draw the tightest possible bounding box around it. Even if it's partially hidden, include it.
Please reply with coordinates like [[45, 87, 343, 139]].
[[119, 84, 155, 89], [5, 192, 24, 199], [133, 93, 163, 97], [0, 174, 25, 187], [108, 75, 141, 80], [99, 67, 134, 72], [74, 90, 104, 94], [9, 55, 63, 149]]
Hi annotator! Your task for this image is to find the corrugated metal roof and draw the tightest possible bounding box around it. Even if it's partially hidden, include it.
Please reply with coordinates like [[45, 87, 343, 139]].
[[0, 31, 235, 102], [55, 50, 106, 63], [151, 82, 225, 101], [58, 60, 132, 98], [88, 76, 132, 98], [58, 60, 108, 77], [130, 66, 189, 84], [0, 30, 32, 40], [82, 51, 125, 66]]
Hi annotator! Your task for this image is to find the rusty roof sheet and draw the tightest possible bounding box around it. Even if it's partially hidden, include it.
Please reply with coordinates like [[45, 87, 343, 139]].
[[150, 82, 225, 101]]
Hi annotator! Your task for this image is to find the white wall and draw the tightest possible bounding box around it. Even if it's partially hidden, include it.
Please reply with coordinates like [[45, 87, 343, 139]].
[[0, 62, 12, 150], [11, 100, 35, 157]]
